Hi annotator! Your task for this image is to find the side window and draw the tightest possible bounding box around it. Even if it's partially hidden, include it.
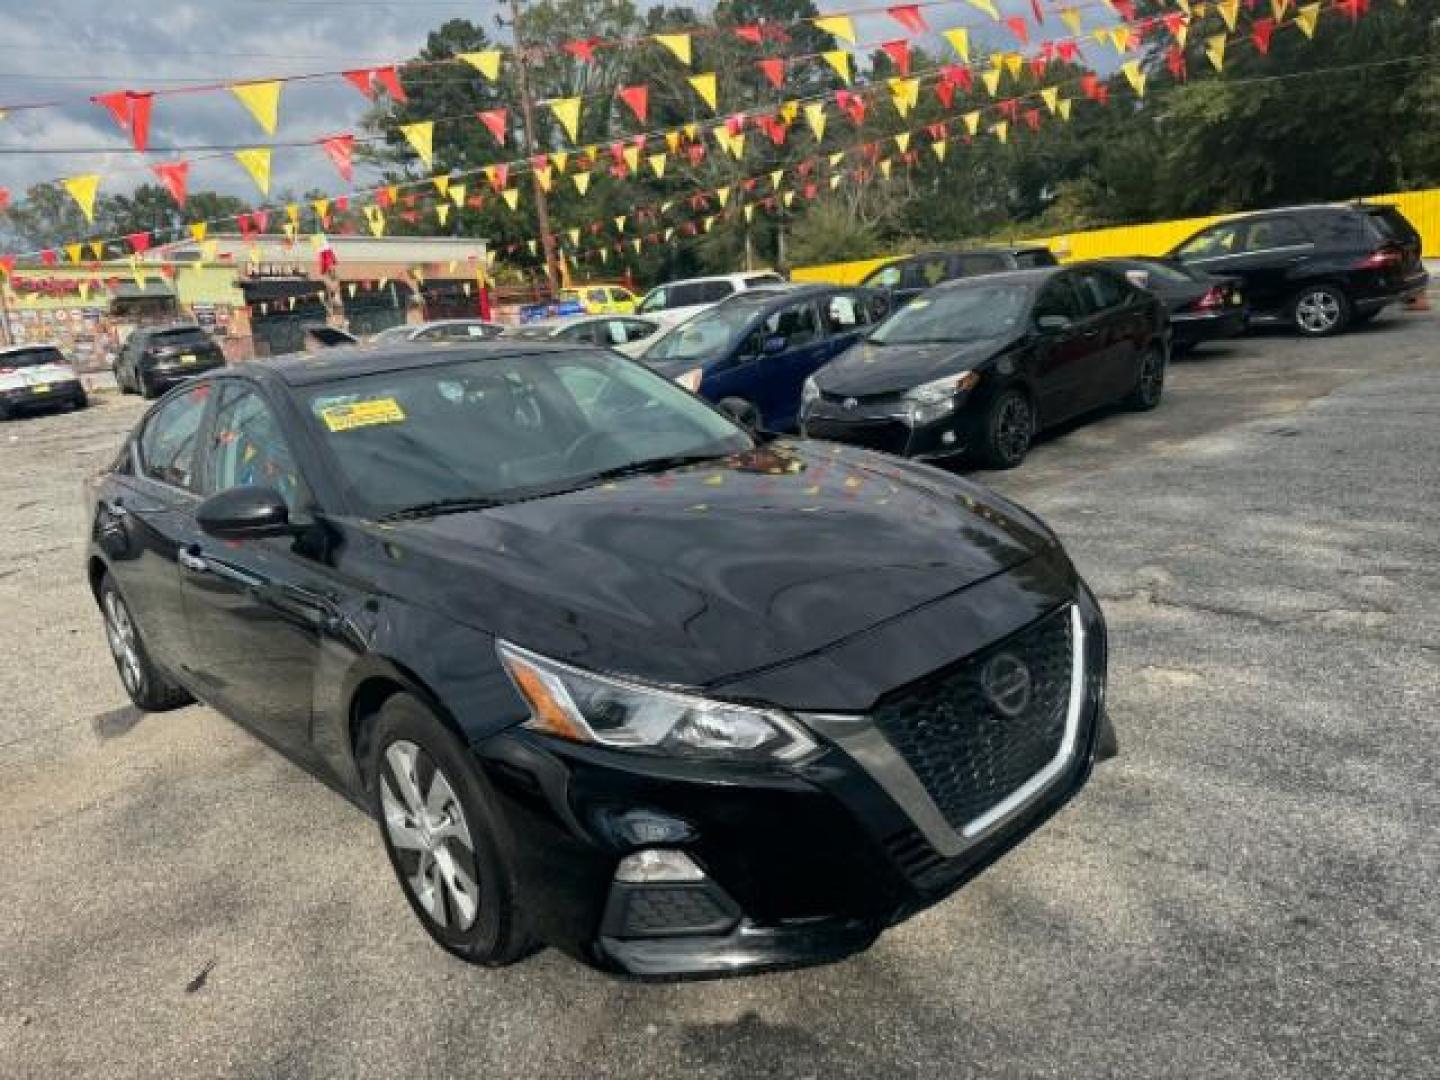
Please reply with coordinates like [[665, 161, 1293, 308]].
[[1034, 278, 1084, 323], [869, 264, 902, 289], [1014, 249, 1058, 268], [623, 320, 656, 343], [697, 281, 736, 303], [953, 254, 1007, 277], [764, 301, 821, 349], [206, 383, 305, 512], [139, 384, 210, 491], [903, 256, 951, 290], [1176, 223, 1243, 260], [587, 288, 608, 306], [865, 292, 892, 323], [1242, 216, 1310, 252], [822, 292, 869, 334], [1074, 269, 1128, 314], [669, 284, 703, 308], [602, 320, 629, 346]]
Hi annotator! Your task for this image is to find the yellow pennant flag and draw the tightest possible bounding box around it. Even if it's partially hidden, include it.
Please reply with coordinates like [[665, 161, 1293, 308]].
[[1059, 6, 1082, 34], [894, 132, 911, 154], [1041, 86, 1060, 114], [829, 173, 843, 191], [312, 197, 330, 219], [663, 227, 675, 243], [459, 51, 502, 80], [890, 77, 920, 117], [982, 69, 1003, 96], [1110, 28, 1133, 54], [683, 123, 699, 141], [366, 208, 386, 237], [234, 148, 272, 194], [128, 257, 146, 290], [1205, 33, 1227, 72], [572, 171, 591, 196], [782, 192, 795, 209], [189, 221, 207, 243], [549, 97, 582, 142], [448, 183, 466, 207], [535, 165, 553, 192], [551, 151, 569, 174], [436, 204, 451, 226], [90, 241, 106, 261], [991, 120, 1009, 145], [1271, 0, 1290, 19], [770, 168, 784, 190], [943, 28, 970, 63], [614, 215, 627, 233], [65, 243, 83, 264], [63, 174, 100, 222], [744, 205, 755, 224], [231, 81, 282, 135], [813, 15, 856, 43], [1004, 52, 1024, 78], [1295, 2, 1320, 37], [654, 33, 692, 66], [648, 152, 668, 178], [401, 121, 434, 167], [433, 176, 450, 197], [716, 186, 731, 208], [967, 0, 1000, 19], [687, 73, 718, 112], [285, 203, 301, 227], [567, 228, 580, 247], [1177, 0, 1192, 11], [1217, 0, 1240, 31], [932, 139, 947, 162], [804, 101, 827, 141], [664, 129, 682, 153], [822, 51, 853, 85], [622, 145, 640, 174], [501, 188, 520, 211], [780, 100, 799, 124], [1121, 60, 1146, 98], [829, 152, 844, 168], [1057, 98, 1073, 121], [201, 240, 219, 263], [727, 132, 746, 160], [963, 110, 982, 135], [879, 160, 893, 180]]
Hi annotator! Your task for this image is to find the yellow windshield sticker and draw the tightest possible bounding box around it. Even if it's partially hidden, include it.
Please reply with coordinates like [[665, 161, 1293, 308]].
[[320, 398, 407, 432]]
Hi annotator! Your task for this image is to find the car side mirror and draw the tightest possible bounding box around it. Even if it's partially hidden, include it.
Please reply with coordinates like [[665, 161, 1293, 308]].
[[1035, 315, 1073, 334], [762, 335, 789, 356], [197, 486, 298, 540]]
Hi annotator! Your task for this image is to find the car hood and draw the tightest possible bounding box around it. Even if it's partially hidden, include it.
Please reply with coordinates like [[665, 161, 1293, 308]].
[[361, 440, 1054, 688], [814, 336, 1015, 397]]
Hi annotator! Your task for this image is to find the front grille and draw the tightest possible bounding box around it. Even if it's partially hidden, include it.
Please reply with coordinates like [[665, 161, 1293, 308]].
[[806, 418, 912, 456], [872, 608, 1074, 834]]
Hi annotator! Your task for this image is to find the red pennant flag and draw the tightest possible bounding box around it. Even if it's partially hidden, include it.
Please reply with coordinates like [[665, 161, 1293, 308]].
[[1056, 41, 1080, 64], [562, 38, 600, 63], [734, 25, 764, 45], [127, 232, 151, 255], [608, 141, 626, 166], [880, 40, 911, 76], [943, 65, 973, 92], [886, 5, 928, 33], [687, 143, 707, 167], [836, 91, 866, 126], [127, 93, 153, 154], [1113, 0, 1136, 20], [999, 98, 1021, 121], [321, 134, 356, 182], [487, 163, 509, 192], [725, 112, 747, 136], [1005, 16, 1030, 45], [467, 195, 484, 209], [93, 91, 132, 131], [403, 193, 417, 208], [375, 66, 407, 102], [0, 255, 15, 279], [151, 160, 190, 207], [758, 58, 785, 89], [936, 80, 956, 109], [0, 189, 9, 212], [1081, 74, 1101, 100], [40, 250, 57, 266], [253, 210, 270, 233], [1023, 108, 1041, 132], [1030, 56, 1048, 81], [1251, 17, 1276, 54], [764, 116, 788, 146], [530, 153, 549, 171], [476, 108, 507, 144], [238, 213, 255, 240], [401, 211, 420, 225], [335, 195, 350, 212], [1031, 0, 1045, 22], [1163, 12, 1186, 40], [1166, 46, 1187, 80], [617, 85, 649, 123], [343, 69, 377, 99]]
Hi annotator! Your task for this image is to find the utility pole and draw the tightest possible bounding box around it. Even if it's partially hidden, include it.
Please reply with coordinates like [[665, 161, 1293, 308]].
[[506, 0, 561, 294], [0, 282, 12, 346]]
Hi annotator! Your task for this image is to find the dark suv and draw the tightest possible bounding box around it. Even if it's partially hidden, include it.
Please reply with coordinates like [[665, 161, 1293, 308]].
[[862, 246, 1059, 307], [1168, 204, 1427, 336], [116, 324, 227, 398]]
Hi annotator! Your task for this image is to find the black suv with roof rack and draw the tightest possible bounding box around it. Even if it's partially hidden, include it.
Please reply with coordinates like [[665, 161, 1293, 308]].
[[115, 324, 227, 399], [861, 246, 1059, 307], [1167, 203, 1427, 337]]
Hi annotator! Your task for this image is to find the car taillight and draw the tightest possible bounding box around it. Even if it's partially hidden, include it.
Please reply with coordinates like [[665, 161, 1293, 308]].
[[1355, 248, 1403, 270], [0, 367, 14, 375], [1192, 287, 1225, 311]]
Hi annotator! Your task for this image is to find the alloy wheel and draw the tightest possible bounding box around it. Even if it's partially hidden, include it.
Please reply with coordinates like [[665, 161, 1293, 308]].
[[380, 740, 481, 932], [103, 590, 144, 697], [1295, 289, 1342, 334], [996, 395, 1033, 464]]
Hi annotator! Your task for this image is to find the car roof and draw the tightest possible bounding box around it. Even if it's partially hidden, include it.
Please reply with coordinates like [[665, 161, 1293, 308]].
[[1205, 203, 1376, 224], [708, 282, 854, 309], [415, 318, 496, 328], [237, 341, 588, 388], [887, 246, 1052, 261], [931, 267, 1059, 291]]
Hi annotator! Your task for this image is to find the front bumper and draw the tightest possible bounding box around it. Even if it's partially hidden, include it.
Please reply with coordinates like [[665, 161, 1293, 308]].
[[0, 379, 86, 414], [144, 356, 226, 387], [477, 584, 1111, 980], [801, 399, 978, 461], [1170, 307, 1248, 346]]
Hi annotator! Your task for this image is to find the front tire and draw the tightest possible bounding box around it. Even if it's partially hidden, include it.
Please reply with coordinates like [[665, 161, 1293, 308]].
[[978, 387, 1034, 469], [99, 575, 193, 712], [371, 694, 538, 967], [1292, 284, 1351, 337], [1126, 345, 1167, 411], [139, 372, 158, 400]]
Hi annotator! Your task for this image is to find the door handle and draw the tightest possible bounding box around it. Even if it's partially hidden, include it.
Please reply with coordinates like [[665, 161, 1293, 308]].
[[177, 548, 209, 573]]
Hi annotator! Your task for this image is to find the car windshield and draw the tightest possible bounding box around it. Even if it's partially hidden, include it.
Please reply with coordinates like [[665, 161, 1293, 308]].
[[636, 287, 669, 314], [869, 284, 1030, 345], [301, 351, 751, 517], [643, 303, 762, 366], [0, 347, 67, 368], [1120, 260, 1196, 285], [371, 326, 414, 343]]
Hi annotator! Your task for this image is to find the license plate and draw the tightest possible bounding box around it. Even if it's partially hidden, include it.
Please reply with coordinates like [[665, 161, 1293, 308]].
[[1231, 293, 1243, 306], [181, 353, 197, 365], [32, 384, 50, 393]]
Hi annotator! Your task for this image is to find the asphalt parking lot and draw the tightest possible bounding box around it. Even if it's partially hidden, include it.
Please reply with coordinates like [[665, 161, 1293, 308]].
[[2, 313, 1437, 1079]]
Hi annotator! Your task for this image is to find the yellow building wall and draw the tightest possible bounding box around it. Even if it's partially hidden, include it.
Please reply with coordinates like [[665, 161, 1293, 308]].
[[792, 187, 1440, 284]]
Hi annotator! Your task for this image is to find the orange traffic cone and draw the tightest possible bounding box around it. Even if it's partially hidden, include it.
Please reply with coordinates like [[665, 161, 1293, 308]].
[[1405, 291, 1431, 312]]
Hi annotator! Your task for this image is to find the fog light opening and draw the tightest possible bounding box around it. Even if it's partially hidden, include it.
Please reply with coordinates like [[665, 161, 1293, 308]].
[[941, 430, 957, 446], [615, 849, 706, 884]]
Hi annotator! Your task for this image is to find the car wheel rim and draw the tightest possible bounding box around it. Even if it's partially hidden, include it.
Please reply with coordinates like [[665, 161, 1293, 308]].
[[997, 397, 1032, 462], [380, 740, 480, 932], [1296, 291, 1340, 332], [103, 591, 143, 695]]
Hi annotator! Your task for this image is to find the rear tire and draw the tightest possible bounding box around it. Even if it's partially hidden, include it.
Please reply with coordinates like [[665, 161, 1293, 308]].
[[371, 694, 539, 967], [98, 574, 193, 712], [1126, 345, 1167, 411], [978, 388, 1034, 469], [1292, 284, 1351, 337]]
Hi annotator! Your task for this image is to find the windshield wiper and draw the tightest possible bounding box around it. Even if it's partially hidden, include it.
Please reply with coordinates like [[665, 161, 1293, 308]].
[[378, 496, 507, 522], [575, 451, 731, 486]]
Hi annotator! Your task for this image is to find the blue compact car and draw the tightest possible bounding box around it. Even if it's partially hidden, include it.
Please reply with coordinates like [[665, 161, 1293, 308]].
[[643, 285, 891, 430]]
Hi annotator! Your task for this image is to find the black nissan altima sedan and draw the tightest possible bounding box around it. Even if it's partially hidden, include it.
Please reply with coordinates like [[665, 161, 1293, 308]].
[[801, 267, 1169, 468], [85, 342, 1114, 979]]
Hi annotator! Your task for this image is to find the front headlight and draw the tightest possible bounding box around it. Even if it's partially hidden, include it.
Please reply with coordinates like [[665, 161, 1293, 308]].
[[902, 371, 979, 424], [497, 641, 817, 762], [800, 375, 820, 412]]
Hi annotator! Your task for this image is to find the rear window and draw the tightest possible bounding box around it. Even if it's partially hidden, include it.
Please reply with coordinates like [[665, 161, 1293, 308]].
[[743, 274, 784, 287], [953, 254, 1008, 277], [1365, 207, 1421, 245], [1013, 248, 1059, 268], [0, 347, 67, 368], [149, 328, 212, 348]]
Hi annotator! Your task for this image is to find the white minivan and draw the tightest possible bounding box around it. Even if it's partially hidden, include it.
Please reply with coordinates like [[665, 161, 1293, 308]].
[[635, 272, 786, 325], [0, 344, 87, 420]]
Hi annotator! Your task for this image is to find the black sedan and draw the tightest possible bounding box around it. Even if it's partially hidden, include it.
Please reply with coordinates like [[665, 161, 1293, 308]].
[[802, 267, 1169, 469], [85, 343, 1113, 980], [1096, 257, 1247, 353]]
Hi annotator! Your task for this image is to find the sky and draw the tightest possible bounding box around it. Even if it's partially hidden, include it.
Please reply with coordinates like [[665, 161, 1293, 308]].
[[0, 0, 1014, 208]]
